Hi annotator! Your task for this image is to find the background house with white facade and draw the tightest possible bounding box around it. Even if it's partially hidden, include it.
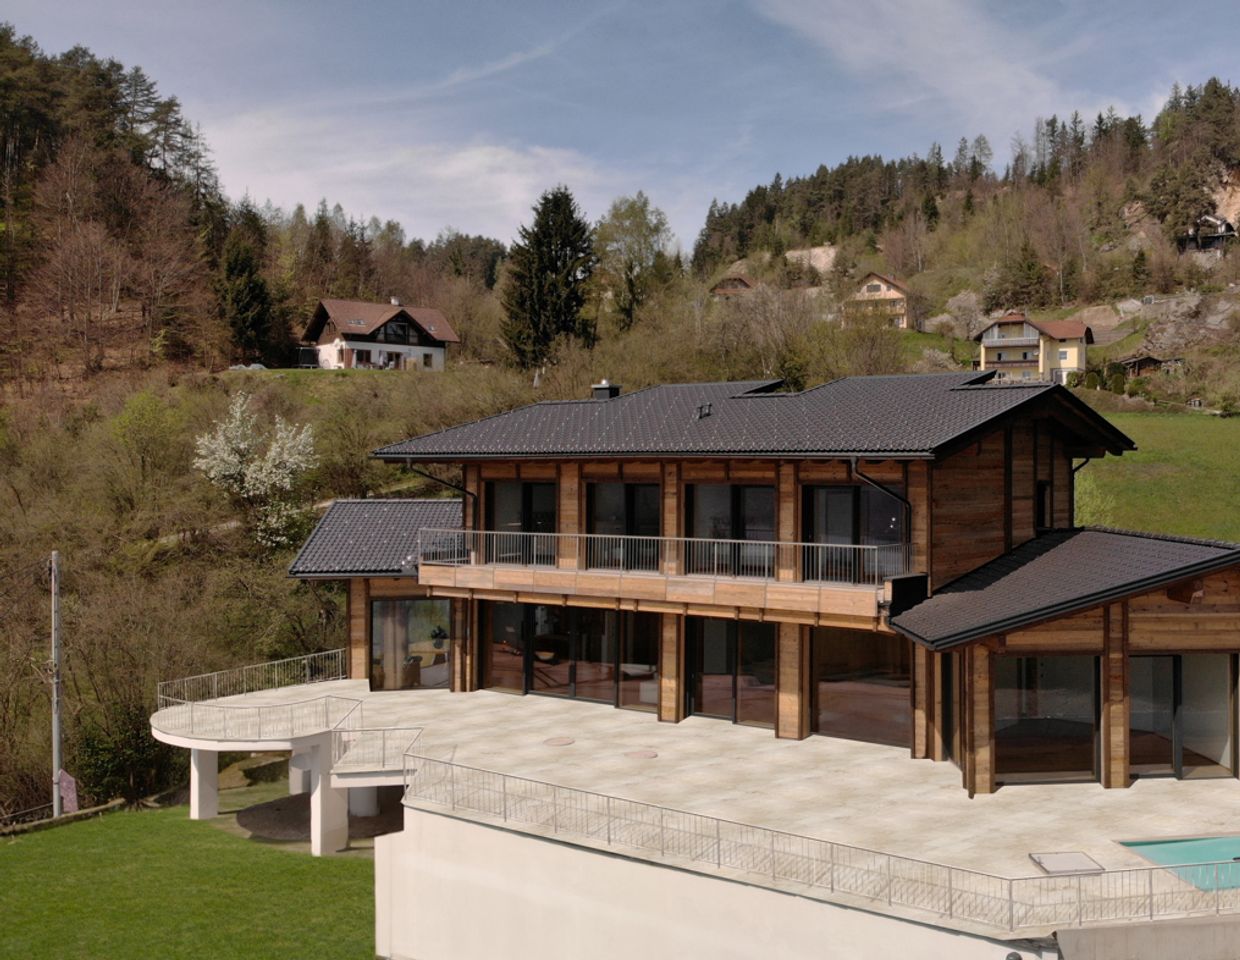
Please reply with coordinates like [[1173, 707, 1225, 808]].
[[302, 298, 460, 370]]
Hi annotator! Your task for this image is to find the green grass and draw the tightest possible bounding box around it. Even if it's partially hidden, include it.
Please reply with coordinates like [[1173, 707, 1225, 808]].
[[0, 805, 374, 960], [1089, 412, 1240, 540]]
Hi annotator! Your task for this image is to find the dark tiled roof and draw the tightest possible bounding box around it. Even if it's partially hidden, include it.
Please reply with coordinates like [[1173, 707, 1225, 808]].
[[374, 372, 1133, 461], [288, 499, 462, 578], [890, 528, 1240, 650]]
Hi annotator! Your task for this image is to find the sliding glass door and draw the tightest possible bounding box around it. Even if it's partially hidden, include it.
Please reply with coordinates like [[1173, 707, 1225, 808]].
[[685, 617, 776, 727], [994, 655, 1098, 784], [480, 601, 659, 710], [802, 484, 905, 583], [585, 481, 661, 571], [810, 627, 911, 747], [486, 481, 556, 564], [1131, 654, 1234, 780], [685, 484, 776, 577]]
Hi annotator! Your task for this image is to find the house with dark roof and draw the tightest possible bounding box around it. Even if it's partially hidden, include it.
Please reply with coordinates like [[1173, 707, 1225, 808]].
[[302, 297, 460, 371], [975, 312, 1092, 384], [845, 272, 915, 329], [252, 369, 1224, 797]]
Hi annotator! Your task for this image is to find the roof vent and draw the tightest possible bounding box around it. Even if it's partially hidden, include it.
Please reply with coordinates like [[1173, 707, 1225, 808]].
[[695, 402, 712, 419], [390, 296, 402, 306], [592, 379, 621, 401]]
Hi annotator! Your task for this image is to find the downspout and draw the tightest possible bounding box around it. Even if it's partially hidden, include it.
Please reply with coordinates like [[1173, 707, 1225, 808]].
[[849, 457, 913, 543], [404, 462, 478, 507]]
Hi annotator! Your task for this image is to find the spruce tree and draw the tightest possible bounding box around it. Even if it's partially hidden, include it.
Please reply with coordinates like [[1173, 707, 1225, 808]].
[[502, 186, 596, 368], [217, 231, 272, 363]]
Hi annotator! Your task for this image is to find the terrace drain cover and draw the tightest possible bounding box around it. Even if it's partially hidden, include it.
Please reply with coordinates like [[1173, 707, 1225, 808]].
[[1029, 852, 1104, 875], [543, 737, 575, 747], [624, 749, 658, 759]]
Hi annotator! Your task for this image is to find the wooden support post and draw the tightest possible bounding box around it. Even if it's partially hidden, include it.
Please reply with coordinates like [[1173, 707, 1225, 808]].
[[557, 463, 580, 569], [658, 614, 684, 723], [1100, 602, 1131, 788], [450, 598, 476, 693], [348, 579, 370, 681], [775, 623, 809, 739], [776, 462, 797, 582], [965, 644, 995, 795], [661, 463, 681, 576], [911, 643, 935, 759]]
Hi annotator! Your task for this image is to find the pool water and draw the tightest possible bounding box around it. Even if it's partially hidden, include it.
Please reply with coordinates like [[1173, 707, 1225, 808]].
[[1123, 836, 1240, 890]]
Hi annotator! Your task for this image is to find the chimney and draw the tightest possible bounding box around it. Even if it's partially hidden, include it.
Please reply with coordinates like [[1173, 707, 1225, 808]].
[[591, 379, 621, 401], [390, 295, 402, 306]]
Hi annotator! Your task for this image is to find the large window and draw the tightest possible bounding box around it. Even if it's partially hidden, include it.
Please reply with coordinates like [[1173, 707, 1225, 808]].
[[487, 481, 556, 564], [480, 602, 659, 710], [685, 617, 776, 727], [810, 627, 910, 747], [685, 484, 776, 576], [586, 481, 661, 570], [801, 484, 905, 582], [1131, 654, 1234, 780], [994, 655, 1097, 783], [369, 598, 451, 691]]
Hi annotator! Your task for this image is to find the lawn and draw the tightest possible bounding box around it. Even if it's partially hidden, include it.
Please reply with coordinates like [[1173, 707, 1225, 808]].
[[0, 805, 374, 960], [1088, 412, 1240, 541]]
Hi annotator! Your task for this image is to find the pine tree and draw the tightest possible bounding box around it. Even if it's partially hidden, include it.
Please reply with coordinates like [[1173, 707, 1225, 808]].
[[217, 230, 272, 362], [501, 186, 596, 369]]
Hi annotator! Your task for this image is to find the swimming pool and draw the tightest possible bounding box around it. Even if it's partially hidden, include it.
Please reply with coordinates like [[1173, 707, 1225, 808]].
[[1123, 836, 1240, 890]]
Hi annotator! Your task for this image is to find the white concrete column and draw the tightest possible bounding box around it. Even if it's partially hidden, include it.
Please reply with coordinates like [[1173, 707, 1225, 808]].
[[189, 748, 218, 820], [349, 786, 379, 817], [288, 748, 312, 796], [309, 735, 348, 856]]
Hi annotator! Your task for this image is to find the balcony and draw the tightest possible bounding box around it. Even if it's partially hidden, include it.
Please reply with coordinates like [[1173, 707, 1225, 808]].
[[416, 529, 913, 625]]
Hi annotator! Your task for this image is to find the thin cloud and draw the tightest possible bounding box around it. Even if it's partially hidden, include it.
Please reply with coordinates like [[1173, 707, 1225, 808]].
[[203, 107, 622, 242], [751, 0, 1080, 145]]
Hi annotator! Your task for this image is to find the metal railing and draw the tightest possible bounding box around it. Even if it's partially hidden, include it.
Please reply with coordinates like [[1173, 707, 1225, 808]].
[[332, 726, 423, 772], [151, 693, 363, 741], [156, 648, 347, 707], [401, 754, 1240, 933], [418, 529, 911, 587]]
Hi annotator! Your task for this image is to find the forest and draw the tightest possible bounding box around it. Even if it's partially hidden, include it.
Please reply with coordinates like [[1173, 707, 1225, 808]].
[[5, 22, 1240, 816]]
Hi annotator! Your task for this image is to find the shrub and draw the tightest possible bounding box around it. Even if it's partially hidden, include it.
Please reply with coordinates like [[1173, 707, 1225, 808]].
[[1108, 372, 1126, 394], [1084, 372, 1101, 390], [1065, 371, 1082, 388]]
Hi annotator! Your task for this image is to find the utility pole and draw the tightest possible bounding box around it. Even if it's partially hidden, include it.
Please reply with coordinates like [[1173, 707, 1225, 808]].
[[50, 550, 62, 818]]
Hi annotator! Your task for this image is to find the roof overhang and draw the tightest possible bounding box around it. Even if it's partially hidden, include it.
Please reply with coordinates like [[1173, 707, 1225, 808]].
[[891, 550, 1240, 651]]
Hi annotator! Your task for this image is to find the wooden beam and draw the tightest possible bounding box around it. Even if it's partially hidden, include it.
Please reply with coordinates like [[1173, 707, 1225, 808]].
[[775, 622, 809, 739], [1099, 602, 1130, 788], [658, 614, 684, 723], [557, 462, 581, 569], [911, 644, 934, 759], [348, 579, 370, 681], [965, 644, 995, 795]]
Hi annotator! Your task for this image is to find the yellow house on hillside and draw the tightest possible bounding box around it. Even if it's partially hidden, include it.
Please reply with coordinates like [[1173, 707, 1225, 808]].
[[974, 312, 1092, 384], [845, 272, 915, 329]]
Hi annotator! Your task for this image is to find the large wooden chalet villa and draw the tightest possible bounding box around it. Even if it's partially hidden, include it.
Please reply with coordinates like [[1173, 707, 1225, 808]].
[[294, 371, 1240, 794]]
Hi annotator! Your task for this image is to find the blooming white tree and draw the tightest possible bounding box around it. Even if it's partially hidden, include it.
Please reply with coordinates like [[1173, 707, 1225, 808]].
[[193, 392, 318, 547]]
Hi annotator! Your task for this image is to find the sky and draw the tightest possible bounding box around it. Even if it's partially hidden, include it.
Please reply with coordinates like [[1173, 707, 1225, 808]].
[[8, 1, 1239, 250]]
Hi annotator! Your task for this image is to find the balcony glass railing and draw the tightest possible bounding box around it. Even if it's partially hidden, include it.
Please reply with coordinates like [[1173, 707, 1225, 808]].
[[417, 529, 911, 587]]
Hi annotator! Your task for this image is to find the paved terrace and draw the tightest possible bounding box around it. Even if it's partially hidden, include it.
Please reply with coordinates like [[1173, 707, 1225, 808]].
[[174, 679, 1240, 878]]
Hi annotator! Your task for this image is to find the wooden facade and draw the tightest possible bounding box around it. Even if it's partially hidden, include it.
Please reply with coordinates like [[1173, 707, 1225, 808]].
[[317, 404, 1240, 794]]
